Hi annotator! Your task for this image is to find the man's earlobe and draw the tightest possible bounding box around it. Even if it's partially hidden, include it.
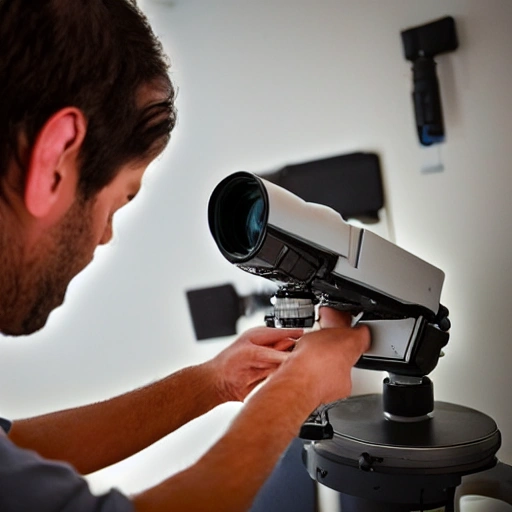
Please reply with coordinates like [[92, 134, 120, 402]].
[[24, 107, 87, 219]]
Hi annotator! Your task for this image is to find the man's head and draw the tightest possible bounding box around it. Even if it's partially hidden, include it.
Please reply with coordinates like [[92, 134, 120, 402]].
[[0, 0, 176, 336]]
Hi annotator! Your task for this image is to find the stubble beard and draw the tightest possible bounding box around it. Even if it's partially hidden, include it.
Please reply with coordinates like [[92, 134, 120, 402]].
[[0, 194, 96, 336]]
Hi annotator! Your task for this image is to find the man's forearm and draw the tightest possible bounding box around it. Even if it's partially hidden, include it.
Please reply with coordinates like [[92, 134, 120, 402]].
[[9, 362, 224, 474], [132, 369, 319, 512]]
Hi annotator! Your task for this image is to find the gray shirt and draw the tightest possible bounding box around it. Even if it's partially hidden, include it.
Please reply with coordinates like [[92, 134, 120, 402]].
[[0, 419, 134, 512]]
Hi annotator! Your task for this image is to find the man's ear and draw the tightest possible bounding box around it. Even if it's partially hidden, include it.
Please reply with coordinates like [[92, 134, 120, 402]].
[[24, 107, 87, 219]]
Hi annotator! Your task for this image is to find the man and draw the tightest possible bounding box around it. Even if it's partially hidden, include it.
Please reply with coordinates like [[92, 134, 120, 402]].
[[0, 1, 370, 510]]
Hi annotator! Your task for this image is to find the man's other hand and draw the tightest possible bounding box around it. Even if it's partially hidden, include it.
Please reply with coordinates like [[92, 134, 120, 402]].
[[207, 327, 303, 402]]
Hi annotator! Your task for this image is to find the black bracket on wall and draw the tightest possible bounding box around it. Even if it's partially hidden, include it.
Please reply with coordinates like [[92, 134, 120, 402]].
[[401, 16, 458, 146]]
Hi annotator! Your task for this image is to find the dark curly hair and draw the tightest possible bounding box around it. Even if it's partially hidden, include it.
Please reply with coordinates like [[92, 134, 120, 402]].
[[0, 0, 176, 198]]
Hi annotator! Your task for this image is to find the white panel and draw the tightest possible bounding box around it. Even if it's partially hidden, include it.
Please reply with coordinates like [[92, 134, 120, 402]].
[[264, 177, 353, 258]]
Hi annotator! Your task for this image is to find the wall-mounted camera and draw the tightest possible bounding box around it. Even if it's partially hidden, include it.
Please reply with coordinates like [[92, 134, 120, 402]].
[[401, 16, 459, 146]]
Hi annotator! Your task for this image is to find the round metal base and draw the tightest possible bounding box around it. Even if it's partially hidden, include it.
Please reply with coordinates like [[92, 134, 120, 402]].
[[303, 394, 501, 509]]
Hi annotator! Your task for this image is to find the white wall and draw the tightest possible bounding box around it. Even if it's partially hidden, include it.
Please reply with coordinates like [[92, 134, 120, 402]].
[[1, 0, 511, 501]]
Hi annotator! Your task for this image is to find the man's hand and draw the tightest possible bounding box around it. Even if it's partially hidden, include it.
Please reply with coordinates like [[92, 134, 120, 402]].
[[207, 327, 303, 402], [276, 307, 370, 406]]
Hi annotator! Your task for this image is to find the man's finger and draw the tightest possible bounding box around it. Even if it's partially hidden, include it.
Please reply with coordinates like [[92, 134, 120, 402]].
[[271, 338, 296, 352], [318, 307, 352, 329], [355, 323, 372, 352], [248, 327, 304, 346], [252, 346, 291, 366]]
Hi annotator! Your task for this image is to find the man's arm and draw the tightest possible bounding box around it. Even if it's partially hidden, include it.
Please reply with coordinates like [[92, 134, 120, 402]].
[[133, 311, 370, 512], [8, 327, 301, 475]]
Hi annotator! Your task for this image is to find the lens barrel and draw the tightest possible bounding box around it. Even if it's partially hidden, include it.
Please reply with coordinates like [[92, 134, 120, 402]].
[[208, 172, 269, 262]]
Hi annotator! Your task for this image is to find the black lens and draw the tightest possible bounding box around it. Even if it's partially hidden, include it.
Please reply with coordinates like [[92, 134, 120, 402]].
[[209, 174, 268, 260]]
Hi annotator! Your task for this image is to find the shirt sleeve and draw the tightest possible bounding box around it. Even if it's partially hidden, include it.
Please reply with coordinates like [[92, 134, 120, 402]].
[[0, 433, 135, 512], [0, 416, 12, 434]]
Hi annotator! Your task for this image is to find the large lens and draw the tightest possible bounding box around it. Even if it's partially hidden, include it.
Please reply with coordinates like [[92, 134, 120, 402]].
[[209, 173, 268, 261]]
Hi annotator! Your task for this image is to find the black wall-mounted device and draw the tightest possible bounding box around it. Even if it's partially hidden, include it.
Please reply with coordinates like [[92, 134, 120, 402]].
[[401, 16, 458, 146], [262, 152, 384, 224]]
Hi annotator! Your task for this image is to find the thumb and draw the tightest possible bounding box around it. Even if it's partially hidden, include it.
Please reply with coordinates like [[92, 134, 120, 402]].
[[318, 307, 352, 329]]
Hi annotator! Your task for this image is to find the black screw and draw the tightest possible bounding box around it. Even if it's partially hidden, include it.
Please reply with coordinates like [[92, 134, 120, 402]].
[[358, 452, 383, 472], [316, 467, 328, 479]]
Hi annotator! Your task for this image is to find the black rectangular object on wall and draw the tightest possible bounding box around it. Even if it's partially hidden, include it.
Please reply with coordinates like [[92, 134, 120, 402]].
[[261, 152, 384, 223], [186, 284, 241, 340]]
